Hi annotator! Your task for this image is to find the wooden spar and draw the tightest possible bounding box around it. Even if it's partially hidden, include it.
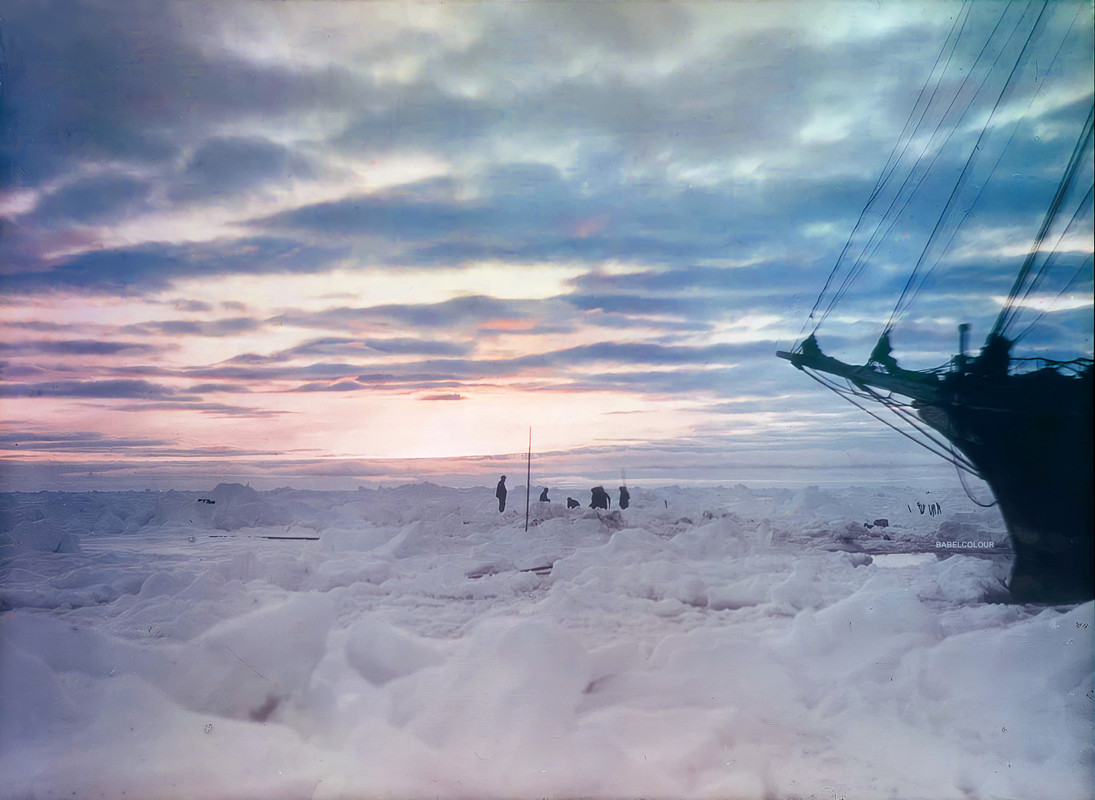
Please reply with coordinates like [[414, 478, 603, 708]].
[[776, 349, 946, 405], [524, 427, 531, 532]]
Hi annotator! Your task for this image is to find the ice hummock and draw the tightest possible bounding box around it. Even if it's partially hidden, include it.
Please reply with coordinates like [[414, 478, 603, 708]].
[[0, 481, 1090, 800]]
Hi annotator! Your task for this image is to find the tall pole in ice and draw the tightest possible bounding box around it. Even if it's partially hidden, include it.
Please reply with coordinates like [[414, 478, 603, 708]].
[[524, 427, 531, 532]]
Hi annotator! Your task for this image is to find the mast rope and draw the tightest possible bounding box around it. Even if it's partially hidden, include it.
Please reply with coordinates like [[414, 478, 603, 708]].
[[807, 0, 1046, 340], [858, 2, 1022, 328], [954, 456, 999, 507], [887, 14, 1082, 333], [802, 0, 975, 339], [994, 106, 1095, 338], [888, 0, 1051, 329], [804, 0, 1092, 356], [803, 367, 982, 475], [1010, 183, 1095, 344]]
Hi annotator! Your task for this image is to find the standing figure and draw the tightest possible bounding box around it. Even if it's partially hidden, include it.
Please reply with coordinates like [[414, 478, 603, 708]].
[[495, 475, 507, 512], [590, 486, 610, 510], [539, 488, 550, 502], [618, 486, 630, 509]]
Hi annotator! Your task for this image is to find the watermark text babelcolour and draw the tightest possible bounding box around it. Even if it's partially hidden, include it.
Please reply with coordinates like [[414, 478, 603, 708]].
[[935, 541, 996, 549]]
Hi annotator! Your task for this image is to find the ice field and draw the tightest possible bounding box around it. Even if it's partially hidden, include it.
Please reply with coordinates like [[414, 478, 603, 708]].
[[1, 481, 1092, 800]]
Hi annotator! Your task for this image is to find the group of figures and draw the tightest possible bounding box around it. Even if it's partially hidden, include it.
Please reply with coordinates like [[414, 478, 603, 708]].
[[494, 476, 630, 513], [584, 485, 630, 510]]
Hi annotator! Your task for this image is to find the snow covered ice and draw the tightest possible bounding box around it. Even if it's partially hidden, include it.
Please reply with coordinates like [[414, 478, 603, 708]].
[[1, 481, 1091, 800]]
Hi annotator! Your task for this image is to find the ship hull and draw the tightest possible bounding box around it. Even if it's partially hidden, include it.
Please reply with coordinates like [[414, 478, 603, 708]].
[[919, 367, 1094, 604], [779, 346, 1094, 604]]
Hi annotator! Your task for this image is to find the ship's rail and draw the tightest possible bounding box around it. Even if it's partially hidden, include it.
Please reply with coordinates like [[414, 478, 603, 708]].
[[1007, 356, 1093, 378]]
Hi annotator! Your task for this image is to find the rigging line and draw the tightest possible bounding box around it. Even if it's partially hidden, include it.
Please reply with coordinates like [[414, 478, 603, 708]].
[[887, 3, 1081, 321], [817, 0, 1023, 336], [1012, 250, 1095, 346], [994, 123, 1093, 341], [1008, 181, 1095, 341], [993, 104, 1095, 336], [861, 386, 982, 472], [802, 1, 975, 339], [877, 403, 980, 475], [804, 369, 980, 473], [888, 0, 1052, 329], [825, 373, 981, 472], [954, 457, 998, 507], [869, 1, 976, 202], [888, 0, 1047, 327], [832, 381, 981, 475], [841, 1, 1013, 289], [906, 6, 1086, 326], [1017, 175, 1095, 306]]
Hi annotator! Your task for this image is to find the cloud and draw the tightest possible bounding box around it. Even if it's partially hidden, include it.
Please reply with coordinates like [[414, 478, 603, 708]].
[[292, 380, 371, 393], [175, 136, 315, 200], [268, 295, 576, 338], [1, 236, 349, 295], [112, 401, 291, 417], [30, 173, 152, 226], [186, 382, 254, 394], [1, 0, 1089, 490], [0, 339, 160, 357], [184, 339, 774, 399], [254, 179, 487, 240], [0, 429, 293, 457], [275, 336, 472, 360], [122, 317, 265, 337], [0, 379, 188, 399], [0, 430, 168, 451], [0, 0, 362, 190]]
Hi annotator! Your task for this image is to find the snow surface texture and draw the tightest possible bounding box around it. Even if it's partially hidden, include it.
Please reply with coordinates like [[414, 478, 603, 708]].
[[0, 482, 1091, 800]]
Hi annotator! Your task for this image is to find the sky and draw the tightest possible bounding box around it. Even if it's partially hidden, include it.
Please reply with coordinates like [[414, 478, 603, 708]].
[[0, 0, 1092, 491]]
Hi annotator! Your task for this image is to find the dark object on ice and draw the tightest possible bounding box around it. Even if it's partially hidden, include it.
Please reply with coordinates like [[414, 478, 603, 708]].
[[495, 476, 507, 513], [618, 486, 630, 509], [468, 562, 554, 580], [539, 488, 550, 502], [914, 501, 942, 516], [249, 694, 280, 722], [566, 497, 580, 509], [197, 498, 216, 504], [600, 510, 625, 530], [777, 16, 1093, 605], [589, 486, 610, 510], [874, 518, 889, 528]]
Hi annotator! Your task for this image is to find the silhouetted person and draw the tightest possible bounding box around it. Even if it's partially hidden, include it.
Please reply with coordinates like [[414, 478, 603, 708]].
[[868, 331, 900, 373], [539, 488, 550, 502], [971, 333, 1012, 380], [619, 486, 630, 509], [567, 497, 580, 509], [496, 476, 507, 512], [590, 486, 610, 510]]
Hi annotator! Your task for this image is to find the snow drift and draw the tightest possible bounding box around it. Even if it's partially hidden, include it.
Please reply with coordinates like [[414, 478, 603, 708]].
[[0, 482, 1090, 800]]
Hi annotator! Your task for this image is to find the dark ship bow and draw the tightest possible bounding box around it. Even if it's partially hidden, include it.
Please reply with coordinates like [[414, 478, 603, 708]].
[[778, 335, 1094, 604]]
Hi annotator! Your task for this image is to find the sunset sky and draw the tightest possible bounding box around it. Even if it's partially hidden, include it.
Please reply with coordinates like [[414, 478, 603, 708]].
[[1, 0, 1092, 491]]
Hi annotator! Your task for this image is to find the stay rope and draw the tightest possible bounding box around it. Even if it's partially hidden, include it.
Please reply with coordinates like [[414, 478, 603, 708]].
[[802, 0, 975, 338], [888, 0, 1051, 330], [994, 106, 1095, 339]]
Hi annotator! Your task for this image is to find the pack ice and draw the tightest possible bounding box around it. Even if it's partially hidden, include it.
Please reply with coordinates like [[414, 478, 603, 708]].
[[1, 481, 1091, 800]]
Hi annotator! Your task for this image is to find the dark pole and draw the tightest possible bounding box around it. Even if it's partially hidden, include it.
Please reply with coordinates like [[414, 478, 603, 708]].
[[524, 427, 531, 532]]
